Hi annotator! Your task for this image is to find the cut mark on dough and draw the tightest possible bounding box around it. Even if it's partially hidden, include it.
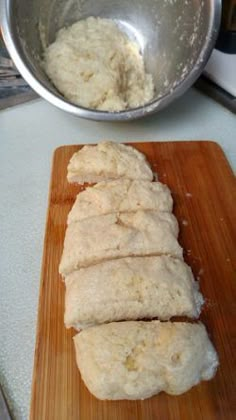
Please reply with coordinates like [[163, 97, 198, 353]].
[[171, 352, 182, 366]]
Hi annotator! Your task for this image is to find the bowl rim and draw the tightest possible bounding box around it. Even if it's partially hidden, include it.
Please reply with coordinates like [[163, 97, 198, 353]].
[[1, 0, 222, 120]]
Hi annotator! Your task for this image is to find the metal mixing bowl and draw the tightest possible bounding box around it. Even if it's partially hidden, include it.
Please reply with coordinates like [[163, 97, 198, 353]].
[[1, 0, 221, 120]]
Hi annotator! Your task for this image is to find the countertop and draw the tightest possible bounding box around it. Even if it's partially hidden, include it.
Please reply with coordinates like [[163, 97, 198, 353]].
[[0, 89, 235, 420]]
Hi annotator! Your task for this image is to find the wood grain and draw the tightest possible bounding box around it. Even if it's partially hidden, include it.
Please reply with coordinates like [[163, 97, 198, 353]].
[[30, 141, 236, 420]]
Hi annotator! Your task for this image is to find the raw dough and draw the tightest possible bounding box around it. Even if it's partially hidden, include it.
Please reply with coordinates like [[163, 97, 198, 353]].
[[64, 255, 204, 329], [44, 17, 154, 111], [73, 321, 219, 399], [67, 179, 173, 223], [67, 141, 153, 184], [59, 210, 183, 276]]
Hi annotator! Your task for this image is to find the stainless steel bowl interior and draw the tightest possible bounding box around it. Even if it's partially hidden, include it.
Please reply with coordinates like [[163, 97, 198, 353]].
[[1, 0, 221, 120]]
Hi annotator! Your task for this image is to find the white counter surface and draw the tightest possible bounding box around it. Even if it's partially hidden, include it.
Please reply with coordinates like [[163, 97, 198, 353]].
[[0, 88, 235, 419]]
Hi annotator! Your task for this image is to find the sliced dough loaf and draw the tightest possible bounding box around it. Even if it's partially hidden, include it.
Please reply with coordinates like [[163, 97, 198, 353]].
[[59, 210, 183, 276], [68, 179, 173, 223], [64, 256, 203, 329], [73, 321, 219, 400], [67, 141, 153, 184]]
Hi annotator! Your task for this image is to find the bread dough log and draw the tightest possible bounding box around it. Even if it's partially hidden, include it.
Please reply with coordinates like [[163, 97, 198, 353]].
[[73, 320, 219, 400]]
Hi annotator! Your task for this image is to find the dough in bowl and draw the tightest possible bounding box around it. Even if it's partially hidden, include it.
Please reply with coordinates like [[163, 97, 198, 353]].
[[44, 17, 154, 111]]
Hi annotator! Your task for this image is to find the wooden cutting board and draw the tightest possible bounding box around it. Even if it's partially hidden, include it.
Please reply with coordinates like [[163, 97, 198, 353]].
[[30, 141, 236, 420]]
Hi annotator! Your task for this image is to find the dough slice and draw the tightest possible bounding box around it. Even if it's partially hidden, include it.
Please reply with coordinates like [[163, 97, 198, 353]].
[[67, 141, 153, 184], [73, 321, 219, 400], [64, 256, 204, 329], [59, 210, 183, 276], [68, 179, 173, 223]]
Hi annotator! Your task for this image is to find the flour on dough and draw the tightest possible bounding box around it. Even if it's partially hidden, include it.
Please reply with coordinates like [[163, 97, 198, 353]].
[[44, 17, 154, 111]]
